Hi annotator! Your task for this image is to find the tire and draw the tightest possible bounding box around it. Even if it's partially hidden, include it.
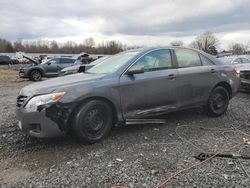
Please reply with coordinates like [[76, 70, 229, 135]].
[[71, 100, 113, 143], [29, 70, 42, 81], [206, 86, 229, 117]]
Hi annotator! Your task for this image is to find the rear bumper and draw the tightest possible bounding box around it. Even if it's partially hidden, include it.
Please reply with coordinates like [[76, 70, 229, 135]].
[[16, 107, 65, 138]]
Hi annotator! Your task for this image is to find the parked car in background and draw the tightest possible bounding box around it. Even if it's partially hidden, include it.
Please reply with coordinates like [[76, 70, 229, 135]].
[[60, 56, 111, 75], [41, 56, 55, 64], [218, 56, 250, 90], [218, 56, 250, 70], [17, 47, 240, 143], [0, 55, 18, 65], [19, 57, 75, 81]]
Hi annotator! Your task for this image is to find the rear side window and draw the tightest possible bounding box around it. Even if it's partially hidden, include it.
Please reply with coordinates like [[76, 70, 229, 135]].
[[175, 49, 201, 68], [60, 58, 74, 64], [200, 55, 215, 66], [133, 49, 172, 72]]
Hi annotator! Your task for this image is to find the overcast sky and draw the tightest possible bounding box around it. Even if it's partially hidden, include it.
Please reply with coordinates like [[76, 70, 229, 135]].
[[1, 0, 250, 50]]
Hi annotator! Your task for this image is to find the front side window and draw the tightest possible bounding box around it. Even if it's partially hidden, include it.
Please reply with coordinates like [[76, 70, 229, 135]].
[[132, 49, 172, 72], [47, 58, 59, 65], [175, 49, 201, 68]]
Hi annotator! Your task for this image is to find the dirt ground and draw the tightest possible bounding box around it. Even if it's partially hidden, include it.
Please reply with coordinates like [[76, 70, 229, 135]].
[[0, 69, 250, 187]]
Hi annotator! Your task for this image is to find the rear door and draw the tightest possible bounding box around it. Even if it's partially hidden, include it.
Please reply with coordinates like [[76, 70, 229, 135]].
[[174, 49, 213, 108], [59, 58, 75, 69], [119, 49, 179, 119]]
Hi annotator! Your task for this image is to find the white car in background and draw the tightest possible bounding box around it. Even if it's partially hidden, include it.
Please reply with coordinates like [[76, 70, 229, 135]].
[[218, 56, 250, 70], [218, 56, 250, 90]]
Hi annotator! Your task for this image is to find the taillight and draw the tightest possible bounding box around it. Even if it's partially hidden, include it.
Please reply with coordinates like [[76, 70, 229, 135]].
[[233, 67, 240, 77]]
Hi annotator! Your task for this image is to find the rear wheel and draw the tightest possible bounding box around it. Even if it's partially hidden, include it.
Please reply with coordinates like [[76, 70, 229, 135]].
[[29, 70, 42, 81], [71, 100, 113, 143], [206, 86, 229, 117]]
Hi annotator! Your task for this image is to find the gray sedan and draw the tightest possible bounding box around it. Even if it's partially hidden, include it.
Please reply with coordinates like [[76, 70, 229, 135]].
[[19, 57, 75, 81], [17, 47, 240, 143]]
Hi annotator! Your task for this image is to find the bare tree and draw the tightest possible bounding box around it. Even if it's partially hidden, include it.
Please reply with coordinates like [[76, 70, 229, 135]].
[[0, 38, 14, 52], [170, 40, 183, 47], [50, 40, 59, 52], [84, 37, 95, 48], [229, 42, 250, 55], [0, 37, 128, 54], [190, 31, 219, 55]]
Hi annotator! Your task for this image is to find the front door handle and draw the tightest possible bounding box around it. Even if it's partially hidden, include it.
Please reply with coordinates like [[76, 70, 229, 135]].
[[210, 69, 216, 73], [168, 74, 176, 79]]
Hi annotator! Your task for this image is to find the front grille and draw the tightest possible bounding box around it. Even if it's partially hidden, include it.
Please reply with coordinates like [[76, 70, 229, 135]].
[[17, 95, 28, 107]]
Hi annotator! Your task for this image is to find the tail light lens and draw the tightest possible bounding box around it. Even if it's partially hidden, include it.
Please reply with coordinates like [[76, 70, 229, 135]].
[[233, 67, 240, 77]]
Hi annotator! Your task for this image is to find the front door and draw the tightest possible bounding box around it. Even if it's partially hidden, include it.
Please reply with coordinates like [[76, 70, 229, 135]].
[[44, 58, 61, 77], [119, 49, 179, 119]]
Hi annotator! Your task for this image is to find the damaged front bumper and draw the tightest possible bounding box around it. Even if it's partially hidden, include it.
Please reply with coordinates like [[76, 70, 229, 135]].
[[16, 107, 65, 138]]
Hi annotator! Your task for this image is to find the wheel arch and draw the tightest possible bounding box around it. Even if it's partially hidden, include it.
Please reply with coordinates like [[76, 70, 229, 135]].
[[212, 81, 232, 99], [67, 96, 119, 131], [28, 67, 45, 77]]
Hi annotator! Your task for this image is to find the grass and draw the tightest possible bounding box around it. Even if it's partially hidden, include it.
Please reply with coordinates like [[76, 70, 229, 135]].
[[0, 69, 20, 82]]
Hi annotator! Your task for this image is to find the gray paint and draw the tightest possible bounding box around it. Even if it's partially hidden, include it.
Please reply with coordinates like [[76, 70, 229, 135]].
[[19, 57, 75, 78], [17, 47, 241, 137]]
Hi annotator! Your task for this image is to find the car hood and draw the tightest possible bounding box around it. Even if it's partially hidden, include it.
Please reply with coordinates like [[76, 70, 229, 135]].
[[19, 73, 105, 96]]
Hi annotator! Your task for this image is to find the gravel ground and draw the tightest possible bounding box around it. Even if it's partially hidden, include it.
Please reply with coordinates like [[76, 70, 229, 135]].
[[0, 69, 250, 188]]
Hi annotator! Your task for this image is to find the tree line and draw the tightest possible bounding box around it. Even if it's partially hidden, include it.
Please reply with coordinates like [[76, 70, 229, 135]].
[[0, 34, 249, 55], [0, 37, 140, 55]]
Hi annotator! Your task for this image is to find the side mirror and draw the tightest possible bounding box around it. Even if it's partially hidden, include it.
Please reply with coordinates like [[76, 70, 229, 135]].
[[47, 62, 51, 66], [127, 65, 144, 75]]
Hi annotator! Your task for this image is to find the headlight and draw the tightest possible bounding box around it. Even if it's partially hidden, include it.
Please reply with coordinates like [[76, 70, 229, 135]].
[[25, 92, 65, 112]]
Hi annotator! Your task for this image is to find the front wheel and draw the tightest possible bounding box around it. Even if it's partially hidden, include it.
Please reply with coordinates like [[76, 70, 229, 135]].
[[29, 70, 42, 81], [206, 86, 229, 117], [71, 100, 113, 143]]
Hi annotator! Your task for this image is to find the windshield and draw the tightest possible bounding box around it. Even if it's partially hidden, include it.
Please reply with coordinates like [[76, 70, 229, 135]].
[[218, 57, 234, 64], [90, 56, 111, 65], [86, 51, 139, 74]]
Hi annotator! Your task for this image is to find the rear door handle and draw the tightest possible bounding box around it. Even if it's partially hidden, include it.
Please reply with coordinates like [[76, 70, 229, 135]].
[[168, 74, 176, 79], [210, 69, 216, 73]]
